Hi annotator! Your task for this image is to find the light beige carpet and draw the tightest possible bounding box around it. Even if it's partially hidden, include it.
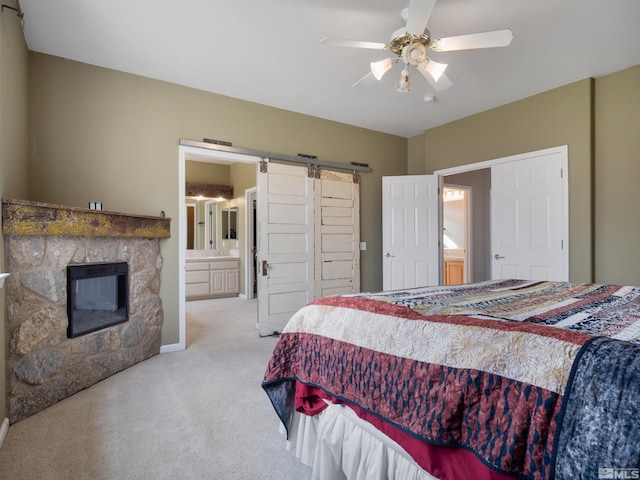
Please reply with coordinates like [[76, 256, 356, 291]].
[[0, 297, 312, 479]]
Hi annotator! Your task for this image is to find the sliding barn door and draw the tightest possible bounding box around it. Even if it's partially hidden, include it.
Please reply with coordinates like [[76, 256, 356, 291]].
[[315, 170, 360, 297], [257, 160, 315, 336]]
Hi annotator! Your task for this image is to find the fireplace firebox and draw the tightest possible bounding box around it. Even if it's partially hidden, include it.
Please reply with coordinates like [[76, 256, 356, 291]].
[[67, 262, 129, 338]]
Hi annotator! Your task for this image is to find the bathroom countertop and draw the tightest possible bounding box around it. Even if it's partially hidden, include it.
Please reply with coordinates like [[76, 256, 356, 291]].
[[443, 248, 465, 261], [186, 256, 239, 262]]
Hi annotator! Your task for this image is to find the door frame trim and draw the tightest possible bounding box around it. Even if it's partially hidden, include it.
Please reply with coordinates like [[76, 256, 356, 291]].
[[434, 145, 569, 281]]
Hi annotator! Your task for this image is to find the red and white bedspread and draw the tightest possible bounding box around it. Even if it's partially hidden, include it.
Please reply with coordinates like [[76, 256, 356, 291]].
[[262, 280, 640, 480]]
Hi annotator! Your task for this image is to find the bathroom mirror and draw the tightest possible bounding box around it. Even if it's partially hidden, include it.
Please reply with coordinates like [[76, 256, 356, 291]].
[[185, 199, 210, 250]]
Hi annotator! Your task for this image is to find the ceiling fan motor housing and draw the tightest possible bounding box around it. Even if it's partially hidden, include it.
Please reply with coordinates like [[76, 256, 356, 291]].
[[389, 27, 432, 52]]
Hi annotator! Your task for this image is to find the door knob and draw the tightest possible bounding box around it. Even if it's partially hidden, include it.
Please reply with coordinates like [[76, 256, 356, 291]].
[[494, 254, 505, 260], [384, 252, 394, 257]]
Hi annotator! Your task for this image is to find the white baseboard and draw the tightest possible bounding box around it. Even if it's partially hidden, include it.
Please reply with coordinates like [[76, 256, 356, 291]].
[[0, 418, 9, 450], [160, 342, 185, 354]]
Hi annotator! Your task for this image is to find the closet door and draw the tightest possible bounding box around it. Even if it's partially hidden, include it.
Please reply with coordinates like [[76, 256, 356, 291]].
[[491, 151, 566, 281], [257, 160, 315, 336], [315, 170, 360, 297]]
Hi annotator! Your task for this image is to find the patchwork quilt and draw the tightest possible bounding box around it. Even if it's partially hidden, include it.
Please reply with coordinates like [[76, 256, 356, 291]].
[[262, 280, 640, 480]]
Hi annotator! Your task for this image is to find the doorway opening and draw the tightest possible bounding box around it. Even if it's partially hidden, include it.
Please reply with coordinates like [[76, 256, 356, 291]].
[[442, 185, 472, 285], [177, 144, 261, 351], [442, 170, 491, 283]]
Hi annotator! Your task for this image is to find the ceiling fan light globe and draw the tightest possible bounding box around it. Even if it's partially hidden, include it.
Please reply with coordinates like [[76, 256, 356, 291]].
[[419, 59, 448, 82], [370, 58, 393, 80]]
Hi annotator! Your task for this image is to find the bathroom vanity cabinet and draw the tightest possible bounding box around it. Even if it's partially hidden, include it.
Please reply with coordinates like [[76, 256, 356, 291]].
[[186, 257, 239, 299]]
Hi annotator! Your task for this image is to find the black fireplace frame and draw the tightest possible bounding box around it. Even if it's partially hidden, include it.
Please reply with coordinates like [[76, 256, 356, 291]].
[[66, 262, 129, 338]]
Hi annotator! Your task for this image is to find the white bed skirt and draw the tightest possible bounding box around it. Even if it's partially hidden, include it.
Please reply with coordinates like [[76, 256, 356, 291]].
[[281, 402, 439, 480]]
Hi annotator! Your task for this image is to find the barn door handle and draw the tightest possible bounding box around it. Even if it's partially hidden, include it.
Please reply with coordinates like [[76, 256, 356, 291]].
[[494, 254, 505, 260], [262, 260, 269, 276]]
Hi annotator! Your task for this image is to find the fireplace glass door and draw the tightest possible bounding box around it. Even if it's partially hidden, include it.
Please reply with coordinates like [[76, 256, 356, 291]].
[[67, 262, 129, 338]]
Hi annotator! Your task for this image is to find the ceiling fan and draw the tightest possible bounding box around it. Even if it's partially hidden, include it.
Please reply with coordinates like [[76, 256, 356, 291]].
[[321, 0, 513, 93]]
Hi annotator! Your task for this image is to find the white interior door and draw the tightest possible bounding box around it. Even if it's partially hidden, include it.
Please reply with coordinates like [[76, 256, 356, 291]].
[[491, 151, 566, 281], [382, 175, 439, 290], [315, 170, 360, 297], [257, 160, 315, 336]]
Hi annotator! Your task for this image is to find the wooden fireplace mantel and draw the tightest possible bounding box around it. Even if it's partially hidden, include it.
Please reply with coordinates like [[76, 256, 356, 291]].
[[1, 198, 171, 238]]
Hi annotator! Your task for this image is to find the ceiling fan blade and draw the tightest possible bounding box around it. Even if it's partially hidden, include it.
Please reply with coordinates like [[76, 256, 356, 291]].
[[405, 0, 437, 35], [351, 71, 377, 88], [417, 64, 453, 91], [320, 37, 386, 50], [431, 29, 513, 52]]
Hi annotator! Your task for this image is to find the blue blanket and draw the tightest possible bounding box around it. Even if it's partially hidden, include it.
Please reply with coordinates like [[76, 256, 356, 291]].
[[555, 336, 640, 479]]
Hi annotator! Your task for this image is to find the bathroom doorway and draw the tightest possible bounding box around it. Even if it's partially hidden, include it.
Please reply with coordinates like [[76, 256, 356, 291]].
[[442, 185, 472, 285]]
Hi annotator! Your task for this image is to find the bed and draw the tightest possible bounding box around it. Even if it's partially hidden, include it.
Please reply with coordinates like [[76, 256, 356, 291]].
[[262, 279, 640, 480]]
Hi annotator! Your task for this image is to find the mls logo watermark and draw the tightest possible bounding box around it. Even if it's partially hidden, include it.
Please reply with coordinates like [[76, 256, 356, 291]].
[[598, 468, 640, 479]]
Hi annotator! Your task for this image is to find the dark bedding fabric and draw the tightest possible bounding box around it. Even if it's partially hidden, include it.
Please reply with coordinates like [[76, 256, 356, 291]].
[[555, 336, 640, 480], [263, 281, 640, 480]]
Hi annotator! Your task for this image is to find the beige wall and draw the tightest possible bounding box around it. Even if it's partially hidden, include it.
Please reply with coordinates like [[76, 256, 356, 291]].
[[0, 2, 30, 420], [27, 52, 408, 347], [594, 65, 640, 285], [421, 79, 594, 282], [186, 161, 231, 185], [407, 134, 426, 175]]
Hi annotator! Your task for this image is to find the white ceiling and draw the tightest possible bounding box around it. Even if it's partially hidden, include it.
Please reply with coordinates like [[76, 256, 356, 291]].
[[17, 0, 640, 138]]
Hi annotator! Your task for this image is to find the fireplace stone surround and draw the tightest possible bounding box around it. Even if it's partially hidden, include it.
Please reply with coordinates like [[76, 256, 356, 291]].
[[2, 199, 171, 423]]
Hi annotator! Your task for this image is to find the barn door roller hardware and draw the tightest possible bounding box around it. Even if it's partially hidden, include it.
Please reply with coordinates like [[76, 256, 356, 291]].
[[2, 3, 24, 27], [180, 139, 371, 174]]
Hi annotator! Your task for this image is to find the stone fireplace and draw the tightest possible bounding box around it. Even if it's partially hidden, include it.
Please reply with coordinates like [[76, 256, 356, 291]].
[[2, 199, 171, 423]]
